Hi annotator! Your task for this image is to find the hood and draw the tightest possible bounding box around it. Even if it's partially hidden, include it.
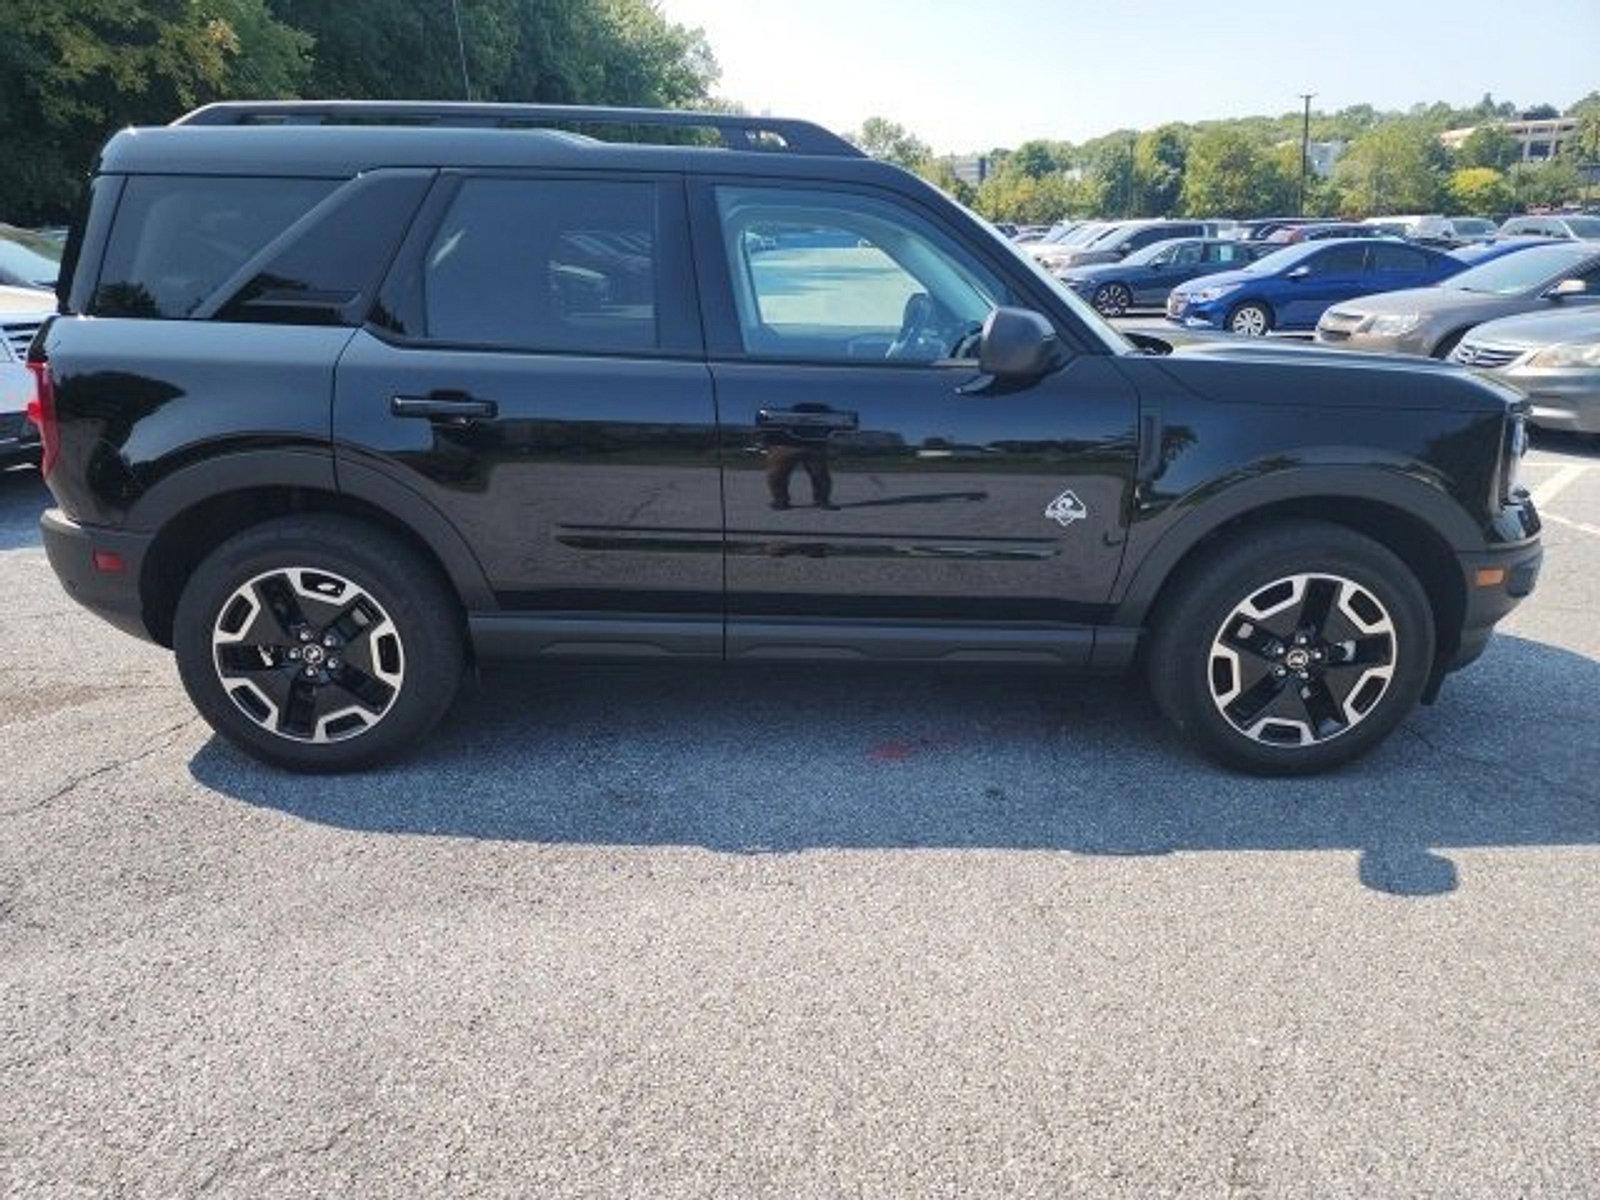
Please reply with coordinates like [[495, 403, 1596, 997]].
[[1055, 260, 1125, 283], [1149, 340, 1516, 414], [1319, 286, 1502, 320], [1463, 306, 1600, 348], [1170, 265, 1258, 295]]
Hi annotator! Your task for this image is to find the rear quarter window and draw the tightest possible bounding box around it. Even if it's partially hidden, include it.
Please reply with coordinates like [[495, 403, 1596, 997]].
[[92, 176, 336, 318]]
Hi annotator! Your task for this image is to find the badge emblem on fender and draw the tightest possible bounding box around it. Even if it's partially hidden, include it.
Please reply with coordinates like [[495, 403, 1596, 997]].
[[1045, 489, 1088, 527]]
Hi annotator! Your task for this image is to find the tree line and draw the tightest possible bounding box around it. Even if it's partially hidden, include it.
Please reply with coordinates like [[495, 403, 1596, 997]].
[[856, 93, 1600, 224], [0, 0, 718, 224]]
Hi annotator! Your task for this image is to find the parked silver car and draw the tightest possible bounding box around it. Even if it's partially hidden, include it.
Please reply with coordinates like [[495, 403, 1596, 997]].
[[1449, 308, 1600, 435], [1314, 241, 1600, 358], [0, 285, 52, 466]]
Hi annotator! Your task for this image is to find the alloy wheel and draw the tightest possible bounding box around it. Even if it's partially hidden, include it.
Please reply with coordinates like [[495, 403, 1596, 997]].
[[1229, 305, 1269, 336], [1094, 283, 1131, 316], [1207, 572, 1397, 747], [211, 567, 404, 743]]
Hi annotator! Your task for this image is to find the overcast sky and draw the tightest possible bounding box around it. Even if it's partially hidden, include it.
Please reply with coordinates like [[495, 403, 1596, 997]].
[[658, 0, 1599, 153]]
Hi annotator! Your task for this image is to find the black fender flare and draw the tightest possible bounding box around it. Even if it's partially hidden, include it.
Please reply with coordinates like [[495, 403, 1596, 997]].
[[125, 447, 496, 613], [1111, 464, 1483, 627]]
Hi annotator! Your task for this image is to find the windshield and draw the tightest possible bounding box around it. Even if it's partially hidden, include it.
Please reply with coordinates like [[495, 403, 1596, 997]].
[[1232, 241, 1325, 274], [1123, 238, 1187, 266], [1041, 223, 1077, 244], [0, 226, 62, 289], [1445, 243, 1598, 295], [1056, 222, 1107, 247], [1563, 216, 1600, 238], [1453, 218, 1496, 235]]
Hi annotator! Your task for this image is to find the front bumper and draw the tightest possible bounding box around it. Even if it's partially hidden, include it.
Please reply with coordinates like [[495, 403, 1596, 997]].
[[1444, 498, 1542, 676], [1165, 293, 1225, 329], [1499, 366, 1600, 434], [0, 363, 39, 466], [40, 508, 159, 644]]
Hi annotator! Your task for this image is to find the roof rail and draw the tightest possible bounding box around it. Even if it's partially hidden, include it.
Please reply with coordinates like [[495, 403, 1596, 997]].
[[173, 101, 863, 157]]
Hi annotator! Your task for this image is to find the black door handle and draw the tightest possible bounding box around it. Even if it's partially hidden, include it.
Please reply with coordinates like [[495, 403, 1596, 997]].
[[391, 393, 498, 422], [756, 407, 858, 431]]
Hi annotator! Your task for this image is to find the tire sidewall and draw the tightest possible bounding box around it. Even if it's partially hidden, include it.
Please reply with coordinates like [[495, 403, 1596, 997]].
[[173, 517, 463, 772], [1155, 529, 1435, 775]]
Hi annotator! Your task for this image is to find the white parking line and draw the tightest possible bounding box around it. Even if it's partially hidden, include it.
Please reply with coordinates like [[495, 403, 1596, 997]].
[[1542, 511, 1600, 538], [1530, 464, 1590, 509]]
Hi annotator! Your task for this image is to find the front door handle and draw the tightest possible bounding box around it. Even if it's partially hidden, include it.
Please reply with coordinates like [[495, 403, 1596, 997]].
[[391, 393, 499, 422], [756, 407, 859, 431]]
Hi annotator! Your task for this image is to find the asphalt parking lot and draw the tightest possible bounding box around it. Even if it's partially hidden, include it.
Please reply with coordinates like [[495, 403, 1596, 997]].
[[2, 438, 1598, 1198]]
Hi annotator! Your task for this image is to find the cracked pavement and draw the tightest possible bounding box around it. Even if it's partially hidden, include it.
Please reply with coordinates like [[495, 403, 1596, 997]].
[[2, 436, 1599, 1198]]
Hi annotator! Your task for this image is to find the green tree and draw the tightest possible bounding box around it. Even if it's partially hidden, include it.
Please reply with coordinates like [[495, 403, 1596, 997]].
[[1005, 140, 1063, 180], [0, 0, 311, 223], [1457, 124, 1519, 171], [1334, 122, 1444, 214], [851, 116, 931, 169], [1180, 127, 1294, 217], [915, 159, 975, 207], [1509, 158, 1584, 209], [1131, 124, 1188, 216], [1446, 167, 1513, 215]]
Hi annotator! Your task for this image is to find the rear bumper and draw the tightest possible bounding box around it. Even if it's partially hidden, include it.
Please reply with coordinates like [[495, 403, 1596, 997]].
[[40, 508, 159, 644]]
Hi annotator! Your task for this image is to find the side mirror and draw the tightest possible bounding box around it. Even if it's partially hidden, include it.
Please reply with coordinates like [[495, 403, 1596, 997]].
[[1547, 277, 1587, 301], [978, 307, 1062, 380], [1287, 265, 1312, 280]]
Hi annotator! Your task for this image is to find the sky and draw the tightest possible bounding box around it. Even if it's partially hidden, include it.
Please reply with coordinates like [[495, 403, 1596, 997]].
[[657, 0, 1600, 154]]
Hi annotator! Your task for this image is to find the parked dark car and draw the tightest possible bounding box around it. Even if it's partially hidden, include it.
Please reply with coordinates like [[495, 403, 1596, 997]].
[[1167, 239, 1463, 335], [1046, 219, 1213, 270], [30, 101, 1540, 776], [1237, 217, 1330, 241], [1055, 237, 1265, 315], [1266, 222, 1386, 244], [1315, 240, 1600, 358]]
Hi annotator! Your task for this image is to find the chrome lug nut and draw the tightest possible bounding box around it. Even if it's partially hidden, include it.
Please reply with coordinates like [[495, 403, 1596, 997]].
[[288, 648, 301, 660], [303, 666, 317, 678], [327, 656, 341, 670], [1272, 665, 1287, 678], [323, 634, 337, 648], [298, 629, 313, 642]]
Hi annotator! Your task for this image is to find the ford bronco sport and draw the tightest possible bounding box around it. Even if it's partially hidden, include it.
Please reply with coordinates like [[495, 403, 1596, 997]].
[[29, 102, 1542, 774]]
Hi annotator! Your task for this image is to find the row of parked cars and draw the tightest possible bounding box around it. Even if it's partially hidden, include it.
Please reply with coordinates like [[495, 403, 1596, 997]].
[[1002, 213, 1600, 436]]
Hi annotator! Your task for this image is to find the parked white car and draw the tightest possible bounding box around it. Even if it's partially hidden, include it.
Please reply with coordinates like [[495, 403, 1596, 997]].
[[0, 284, 52, 467]]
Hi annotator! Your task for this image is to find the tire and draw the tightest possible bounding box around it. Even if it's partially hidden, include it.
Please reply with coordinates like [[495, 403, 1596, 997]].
[[1226, 301, 1272, 337], [1092, 282, 1133, 317], [1146, 520, 1435, 775], [173, 514, 465, 772]]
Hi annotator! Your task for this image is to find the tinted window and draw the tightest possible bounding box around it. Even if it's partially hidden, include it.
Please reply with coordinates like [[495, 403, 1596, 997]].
[[1564, 217, 1600, 239], [1169, 241, 1204, 266], [424, 178, 657, 353], [1370, 244, 1429, 273], [93, 176, 335, 318], [218, 174, 431, 326], [1306, 244, 1368, 274], [1207, 242, 1252, 264], [715, 185, 1012, 363]]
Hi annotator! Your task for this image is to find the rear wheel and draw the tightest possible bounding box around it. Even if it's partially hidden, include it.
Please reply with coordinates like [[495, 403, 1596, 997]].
[[1147, 521, 1435, 774], [173, 515, 465, 771], [1227, 301, 1272, 337], [1092, 282, 1133, 316]]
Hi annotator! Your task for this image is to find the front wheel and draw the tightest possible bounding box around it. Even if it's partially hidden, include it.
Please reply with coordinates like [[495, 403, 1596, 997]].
[[173, 515, 465, 771], [1227, 301, 1272, 337], [1092, 282, 1133, 316], [1147, 521, 1435, 775]]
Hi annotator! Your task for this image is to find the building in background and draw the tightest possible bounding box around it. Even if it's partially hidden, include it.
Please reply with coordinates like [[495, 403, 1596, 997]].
[[1440, 116, 1579, 162]]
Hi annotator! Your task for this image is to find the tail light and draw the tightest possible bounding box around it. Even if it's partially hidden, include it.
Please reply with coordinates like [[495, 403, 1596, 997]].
[[24, 360, 59, 478]]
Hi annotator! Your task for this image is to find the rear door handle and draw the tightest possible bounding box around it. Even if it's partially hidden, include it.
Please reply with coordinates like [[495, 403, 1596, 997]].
[[756, 408, 859, 431], [391, 393, 498, 422]]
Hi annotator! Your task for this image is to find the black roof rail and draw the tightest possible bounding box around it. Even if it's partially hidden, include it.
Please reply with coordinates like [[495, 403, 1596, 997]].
[[173, 100, 863, 157]]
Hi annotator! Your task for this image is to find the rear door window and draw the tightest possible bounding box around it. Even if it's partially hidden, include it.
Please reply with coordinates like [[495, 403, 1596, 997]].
[[421, 177, 658, 353], [1369, 243, 1430, 274], [93, 176, 336, 317], [1307, 244, 1368, 275]]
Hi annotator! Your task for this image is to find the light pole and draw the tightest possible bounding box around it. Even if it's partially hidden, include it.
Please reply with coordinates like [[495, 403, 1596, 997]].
[[1298, 92, 1316, 216], [450, 0, 473, 101]]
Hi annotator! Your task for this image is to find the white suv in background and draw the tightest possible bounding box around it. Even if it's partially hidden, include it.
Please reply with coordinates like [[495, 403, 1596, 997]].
[[1, 285, 52, 467]]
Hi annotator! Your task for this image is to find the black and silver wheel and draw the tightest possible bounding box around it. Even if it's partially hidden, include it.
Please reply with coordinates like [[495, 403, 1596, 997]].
[[1092, 282, 1133, 317], [174, 515, 464, 771], [1227, 302, 1272, 337], [1147, 521, 1434, 775]]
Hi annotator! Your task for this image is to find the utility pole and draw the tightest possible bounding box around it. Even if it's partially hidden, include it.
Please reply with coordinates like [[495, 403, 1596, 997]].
[[1298, 92, 1316, 216], [450, 0, 473, 101]]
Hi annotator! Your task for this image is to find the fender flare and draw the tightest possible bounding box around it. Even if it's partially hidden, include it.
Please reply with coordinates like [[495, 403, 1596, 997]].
[[126, 448, 496, 613], [1111, 465, 1483, 627]]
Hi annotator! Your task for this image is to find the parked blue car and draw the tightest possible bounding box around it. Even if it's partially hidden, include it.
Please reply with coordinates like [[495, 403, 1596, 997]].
[[1166, 239, 1462, 336], [1055, 237, 1266, 316]]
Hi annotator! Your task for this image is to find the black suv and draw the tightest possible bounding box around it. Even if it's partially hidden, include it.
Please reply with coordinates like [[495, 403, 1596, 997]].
[[30, 102, 1542, 774]]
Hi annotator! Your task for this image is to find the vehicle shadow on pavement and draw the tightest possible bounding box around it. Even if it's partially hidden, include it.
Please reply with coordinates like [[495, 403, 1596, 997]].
[[189, 634, 1600, 897]]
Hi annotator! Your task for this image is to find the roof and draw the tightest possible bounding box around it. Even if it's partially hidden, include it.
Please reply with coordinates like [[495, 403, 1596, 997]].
[[99, 101, 880, 180]]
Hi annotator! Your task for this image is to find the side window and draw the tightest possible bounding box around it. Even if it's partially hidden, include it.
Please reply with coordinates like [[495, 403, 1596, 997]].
[[1208, 242, 1250, 264], [1307, 244, 1368, 275], [423, 177, 658, 353], [714, 185, 1013, 363], [1127, 228, 1169, 251], [1170, 241, 1204, 266], [1370, 244, 1429, 274], [93, 176, 336, 318]]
